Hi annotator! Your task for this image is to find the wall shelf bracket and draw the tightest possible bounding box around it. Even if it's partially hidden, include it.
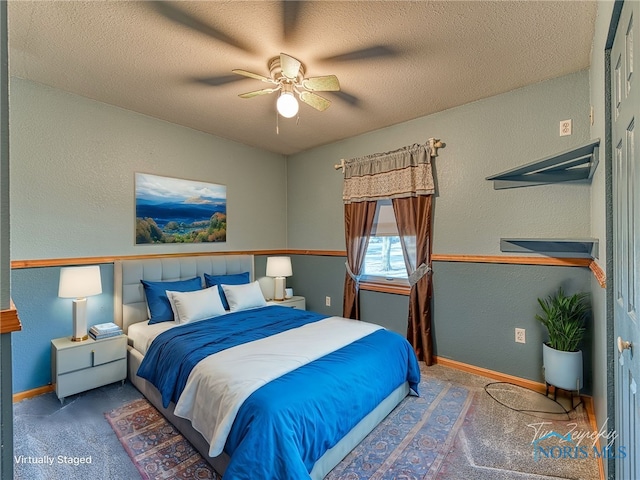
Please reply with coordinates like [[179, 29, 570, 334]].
[[486, 139, 600, 190]]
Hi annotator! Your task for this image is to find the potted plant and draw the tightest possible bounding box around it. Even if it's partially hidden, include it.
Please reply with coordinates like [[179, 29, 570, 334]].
[[535, 287, 590, 392]]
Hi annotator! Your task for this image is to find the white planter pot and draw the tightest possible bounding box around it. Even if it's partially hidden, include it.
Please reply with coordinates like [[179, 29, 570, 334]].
[[542, 342, 583, 391]]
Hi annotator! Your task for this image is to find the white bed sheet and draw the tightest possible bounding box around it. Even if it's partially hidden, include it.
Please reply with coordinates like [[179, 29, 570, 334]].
[[127, 320, 178, 355]]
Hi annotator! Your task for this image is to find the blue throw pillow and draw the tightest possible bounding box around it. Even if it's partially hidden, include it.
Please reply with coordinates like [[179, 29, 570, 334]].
[[141, 277, 203, 324], [204, 272, 250, 310]]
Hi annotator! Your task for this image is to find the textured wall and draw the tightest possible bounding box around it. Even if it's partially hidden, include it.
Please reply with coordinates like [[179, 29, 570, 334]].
[[9, 78, 288, 260], [9, 72, 599, 398], [287, 255, 346, 317], [285, 71, 596, 393], [7, 78, 287, 392], [432, 261, 593, 389], [287, 71, 591, 254]]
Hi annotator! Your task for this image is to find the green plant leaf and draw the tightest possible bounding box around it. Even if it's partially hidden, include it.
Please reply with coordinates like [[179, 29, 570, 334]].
[[534, 287, 590, 352]]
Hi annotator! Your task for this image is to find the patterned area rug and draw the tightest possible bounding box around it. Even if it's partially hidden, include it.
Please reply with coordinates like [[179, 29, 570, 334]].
[[105, 398, 219, 480], [327, 380, 471, 479], [105, 378, 470, 480]]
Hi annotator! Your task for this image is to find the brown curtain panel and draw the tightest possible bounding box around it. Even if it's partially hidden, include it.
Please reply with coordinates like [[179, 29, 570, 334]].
[[341, 143, 436, 352], [392, 195, 434, 365], [342, 201, 376, 319]]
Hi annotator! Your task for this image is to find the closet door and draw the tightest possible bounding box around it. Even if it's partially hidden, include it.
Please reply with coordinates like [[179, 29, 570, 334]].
[[612, 1, 640, 477]]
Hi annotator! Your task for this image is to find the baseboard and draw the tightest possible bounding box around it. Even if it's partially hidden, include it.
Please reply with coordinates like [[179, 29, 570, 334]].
[[433, 356, 551, 394], [13, 384, 54, 403], [432, 356, 596, 402]]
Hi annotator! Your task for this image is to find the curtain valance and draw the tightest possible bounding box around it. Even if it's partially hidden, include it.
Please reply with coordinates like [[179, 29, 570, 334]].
[[342, 143, 434, 204]]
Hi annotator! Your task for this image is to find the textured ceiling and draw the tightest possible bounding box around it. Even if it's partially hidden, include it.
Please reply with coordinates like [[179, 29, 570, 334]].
[[8, 1, 597, 156]]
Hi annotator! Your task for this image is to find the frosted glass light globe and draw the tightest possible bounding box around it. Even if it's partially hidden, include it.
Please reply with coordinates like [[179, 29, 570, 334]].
[[276, 92, 299, 118]]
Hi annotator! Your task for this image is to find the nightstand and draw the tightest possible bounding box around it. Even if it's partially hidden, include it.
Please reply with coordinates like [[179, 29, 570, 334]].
[[51, 334, 127, 404], [267, 295, 306, 310]]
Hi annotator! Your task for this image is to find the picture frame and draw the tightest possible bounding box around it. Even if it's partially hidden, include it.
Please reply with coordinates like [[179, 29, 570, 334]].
[[135, 173, 227, 244]]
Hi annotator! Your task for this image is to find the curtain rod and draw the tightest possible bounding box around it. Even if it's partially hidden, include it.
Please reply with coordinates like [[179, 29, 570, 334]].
[[334, 138, 445, 172]]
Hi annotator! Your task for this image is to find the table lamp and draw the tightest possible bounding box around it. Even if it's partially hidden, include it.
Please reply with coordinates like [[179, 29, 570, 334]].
[[58, 265, 102, 341], [266, 256, 292, 301]]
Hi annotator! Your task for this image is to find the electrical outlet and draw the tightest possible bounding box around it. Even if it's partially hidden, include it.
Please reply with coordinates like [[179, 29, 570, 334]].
[[325, 296, 331, 307], [559, 119, 572, 136], [515, 328, 526, 344]]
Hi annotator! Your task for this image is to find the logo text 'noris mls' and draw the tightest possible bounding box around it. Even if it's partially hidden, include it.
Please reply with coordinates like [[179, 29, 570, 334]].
[[527, 420, 627, 462]]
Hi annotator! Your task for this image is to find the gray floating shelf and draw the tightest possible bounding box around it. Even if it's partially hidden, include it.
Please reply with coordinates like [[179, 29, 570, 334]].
[[500, 238, 599, 259], [486, 139, 600, 190]]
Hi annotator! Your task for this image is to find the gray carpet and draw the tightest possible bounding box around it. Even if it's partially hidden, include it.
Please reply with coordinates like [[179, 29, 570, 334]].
[[13, 382, 143, 480], [13, 364, 600, 480]]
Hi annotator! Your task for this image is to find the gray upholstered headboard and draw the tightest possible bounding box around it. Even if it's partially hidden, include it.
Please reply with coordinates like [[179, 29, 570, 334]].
[[114, 254, 254, 333]]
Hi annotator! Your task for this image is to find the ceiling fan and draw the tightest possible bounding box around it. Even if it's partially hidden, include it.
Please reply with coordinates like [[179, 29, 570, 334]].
[[149, 2, 398, 117], [233, 53, 340, 118]]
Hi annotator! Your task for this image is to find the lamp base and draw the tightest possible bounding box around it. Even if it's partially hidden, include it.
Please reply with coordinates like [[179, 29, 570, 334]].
[[273, 277, 286, 301], [71, 298, 89, 342]]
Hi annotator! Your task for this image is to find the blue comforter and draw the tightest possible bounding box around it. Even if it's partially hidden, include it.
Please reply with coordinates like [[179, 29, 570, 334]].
[[137, 306, 420, 479], [138, 306, 329, 408]]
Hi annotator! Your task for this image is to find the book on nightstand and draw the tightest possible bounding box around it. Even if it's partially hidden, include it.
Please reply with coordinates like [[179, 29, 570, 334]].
[[89, 322, 123, 340]]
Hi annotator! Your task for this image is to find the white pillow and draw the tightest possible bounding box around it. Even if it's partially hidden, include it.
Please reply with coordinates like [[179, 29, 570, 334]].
[[221, 281, 267, 312], [166, 286, 226, 324], [166, 291, 179, 321]]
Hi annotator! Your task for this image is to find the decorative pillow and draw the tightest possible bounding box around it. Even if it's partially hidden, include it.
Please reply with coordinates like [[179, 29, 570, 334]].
[[204, 272, 251, 310], [141, 277, 203, 324], [166, 286, 226, 324], [221, 281, 267, 312], [167, 292, 180, 322]]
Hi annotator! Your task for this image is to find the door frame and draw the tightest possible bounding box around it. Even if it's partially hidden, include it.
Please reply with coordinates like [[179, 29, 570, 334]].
[[605, 2, 628, 479]]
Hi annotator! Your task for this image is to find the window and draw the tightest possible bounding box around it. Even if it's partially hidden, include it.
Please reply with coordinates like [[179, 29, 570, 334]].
[[362, 201, 413, 283]]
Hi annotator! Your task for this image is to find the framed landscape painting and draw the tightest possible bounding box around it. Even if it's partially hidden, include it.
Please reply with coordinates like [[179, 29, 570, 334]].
[[135, 173, 227, 244]]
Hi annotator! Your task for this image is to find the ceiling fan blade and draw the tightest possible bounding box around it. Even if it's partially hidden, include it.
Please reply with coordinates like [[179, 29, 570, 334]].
[[299, 91, 331, 112], [280, 53, 302, 79], [150, 1, 253, 53], [282, 0, 303, 42], [321, 45, 397, 62], [329, 90, 360, 107], [302, 75, 340, 92], [232, 69, 275, 84], [238, 88, 279, 98], [192, 75, 246, 87]]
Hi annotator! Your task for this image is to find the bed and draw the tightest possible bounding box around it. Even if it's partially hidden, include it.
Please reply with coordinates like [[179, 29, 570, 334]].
[[114, 254, 420, 479]]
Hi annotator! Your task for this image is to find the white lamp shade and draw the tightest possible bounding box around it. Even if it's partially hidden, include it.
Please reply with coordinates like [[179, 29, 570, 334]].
[[266, 257, 292, 301], [58, 266, 102, 298], [266, 257, 293, 278]]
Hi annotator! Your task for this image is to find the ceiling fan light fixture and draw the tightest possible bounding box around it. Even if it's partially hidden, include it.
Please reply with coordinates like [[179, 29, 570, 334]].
[[276, 91, 299, 118], [234, 53, 338, 118]]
